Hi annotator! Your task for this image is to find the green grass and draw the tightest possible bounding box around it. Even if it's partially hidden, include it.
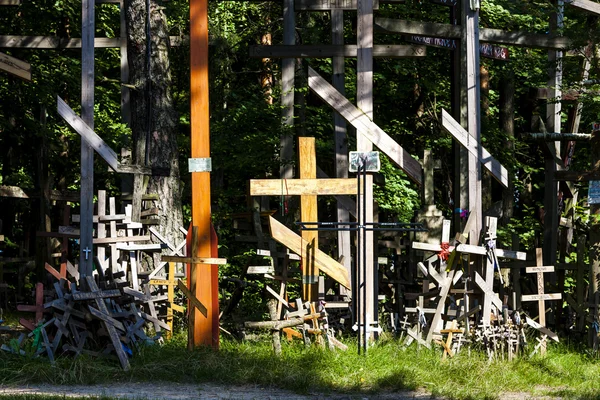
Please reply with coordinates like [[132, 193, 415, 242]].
[[2, 332, 600, 399]]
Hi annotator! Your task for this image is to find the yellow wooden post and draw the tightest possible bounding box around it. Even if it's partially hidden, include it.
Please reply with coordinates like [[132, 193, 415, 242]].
[[299, 137, 319, 301]]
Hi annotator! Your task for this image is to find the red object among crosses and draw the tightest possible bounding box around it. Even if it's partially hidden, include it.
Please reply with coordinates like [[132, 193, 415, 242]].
[[17, 282, 47, 330]]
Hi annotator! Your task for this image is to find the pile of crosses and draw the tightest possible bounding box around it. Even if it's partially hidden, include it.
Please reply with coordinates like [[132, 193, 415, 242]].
[[244, 298, 347, 354], [1, 190, 191, 371], [403, 214, 561, 359]]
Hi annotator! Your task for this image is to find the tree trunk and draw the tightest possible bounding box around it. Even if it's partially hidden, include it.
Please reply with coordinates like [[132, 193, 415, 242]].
[[125, 0, 183, 250]]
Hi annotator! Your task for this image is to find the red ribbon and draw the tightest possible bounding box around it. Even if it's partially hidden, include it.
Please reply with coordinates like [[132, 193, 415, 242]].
[[439, 242, 450, 261]]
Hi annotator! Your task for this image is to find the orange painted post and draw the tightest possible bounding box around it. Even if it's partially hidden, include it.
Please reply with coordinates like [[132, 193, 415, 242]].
[[189, 0, 218, 349]]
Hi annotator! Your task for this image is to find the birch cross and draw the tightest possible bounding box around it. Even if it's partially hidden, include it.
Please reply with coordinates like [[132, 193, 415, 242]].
[[522, 248, 562, 328]]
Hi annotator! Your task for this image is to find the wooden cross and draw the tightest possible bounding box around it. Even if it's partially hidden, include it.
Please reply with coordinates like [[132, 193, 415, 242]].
[[438, 320, 463, 359], [522, 248, 562, 328], [526, 316, 559, 356], [123, 286, 168, 333], [78, 276, 130, 370], [251, 139, 355, 302], [148, 262, 184, 338], [17, 282, 47, 330]]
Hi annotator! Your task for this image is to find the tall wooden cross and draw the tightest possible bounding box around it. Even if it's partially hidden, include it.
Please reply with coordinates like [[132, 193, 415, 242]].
[[250, 137, 355, 301]]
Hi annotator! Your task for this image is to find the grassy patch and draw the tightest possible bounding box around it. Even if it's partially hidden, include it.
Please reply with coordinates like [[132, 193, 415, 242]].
[[2, 332, 600, 399]]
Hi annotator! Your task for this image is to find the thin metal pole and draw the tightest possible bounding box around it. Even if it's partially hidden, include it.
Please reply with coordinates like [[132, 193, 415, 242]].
[[362, 162, 367, 354], [356, 162, 362, 355]]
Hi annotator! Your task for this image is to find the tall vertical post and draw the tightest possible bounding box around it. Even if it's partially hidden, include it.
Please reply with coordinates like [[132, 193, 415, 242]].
[[120, 0, 130, 125], [463, 0, 482, 244], [332, 9, 351, 299], [281, 0, 295, 179], [590, 128, 600, 345], [80, 0, 95, 282], [190, 0, 218, 348], [543, 0, 563, 266], [357, 0, 374, 342], [299, 137, 319, 301]]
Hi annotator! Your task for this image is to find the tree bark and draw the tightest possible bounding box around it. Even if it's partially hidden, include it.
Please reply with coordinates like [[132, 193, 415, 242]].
[[125, 0, 183, 250]]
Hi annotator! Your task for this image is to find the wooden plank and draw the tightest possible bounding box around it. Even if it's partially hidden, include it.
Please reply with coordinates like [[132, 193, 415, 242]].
[[115, 243, 164, 251], [376, 19, 462, 38], [555, 170, 600, 181], [57, 97, 119, 171], [374, 19, 571, 49], [522, 293, 562, 301], [266, 285, 289, 308], [441, 109, 508, 188], [295, 0, 379, 10], [526, 317, 559, 342], [162, 256, 227, 264], [269, 216, 350, 289], [177, 279, 208, 317], [0, 36, 184, 49], [0, 52, 31, 80], [526, 266, 555, 273], [567, 0, 600, 15], [247, 266, 275, 274], [0, 0, 20, 5], [250, 44, 425, 58], [93, 235, 151, 244], [308, 67, 423, 185], [0, 186, 79, 201], [250, 178, 357, 196]]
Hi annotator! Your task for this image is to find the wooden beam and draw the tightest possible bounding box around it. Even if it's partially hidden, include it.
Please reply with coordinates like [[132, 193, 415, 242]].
[[0, 52, 31, 80], [555, 170, 600, 181], [295, 0, 379, 10], [299, 137, 319, 301], [0, 36, 185, 49], [79, 0, 95, 281], [567, 0, 600, 15], [57, 96, 119, 171], [307, 67, 423, 185], [440, 109, 508, 188], [0, 185, 79, 201], [376, 19, 462, 39], [0, 0, 20, 4], [250, 178, 356, 196], [249, 44, 426, 58], [523, 132, 591, 141], [374, 19, 571, 49], [479, 27, 570, 49], [190, 0, 217, 349], [268, 217, 350, 289]]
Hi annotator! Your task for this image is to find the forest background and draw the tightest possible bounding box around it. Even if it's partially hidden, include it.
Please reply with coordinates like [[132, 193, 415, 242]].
[[0, 0, 599, 324]]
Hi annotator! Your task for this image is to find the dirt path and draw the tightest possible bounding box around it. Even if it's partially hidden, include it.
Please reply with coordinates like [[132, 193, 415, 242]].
[[0, 383, 436, 399]]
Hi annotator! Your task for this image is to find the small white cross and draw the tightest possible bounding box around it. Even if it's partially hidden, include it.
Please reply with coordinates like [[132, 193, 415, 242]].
[[83, 247, 92, 260]]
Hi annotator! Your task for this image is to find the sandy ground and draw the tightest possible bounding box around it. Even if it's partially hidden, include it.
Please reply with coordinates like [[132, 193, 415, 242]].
[[0, 383, 560, 399], [0, 383, 437, 399]]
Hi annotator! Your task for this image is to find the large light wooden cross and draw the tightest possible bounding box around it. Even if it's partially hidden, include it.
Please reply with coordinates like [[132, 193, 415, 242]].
[[250, 136, 355, 301]]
